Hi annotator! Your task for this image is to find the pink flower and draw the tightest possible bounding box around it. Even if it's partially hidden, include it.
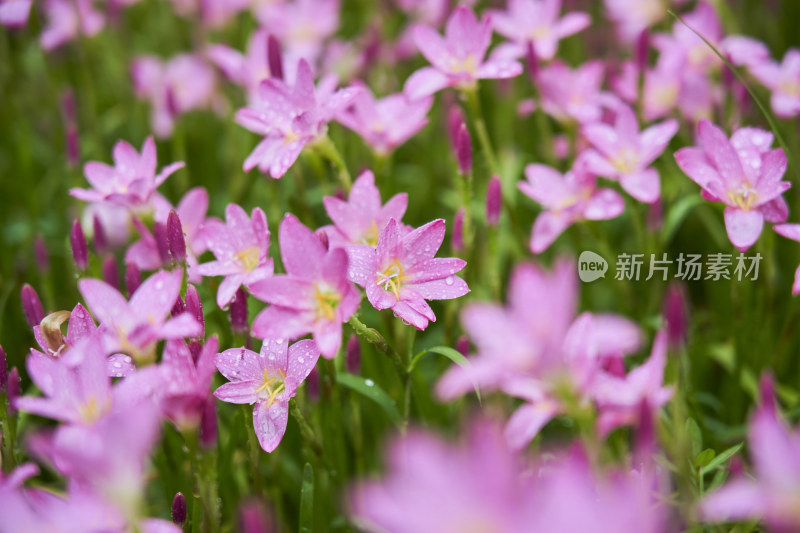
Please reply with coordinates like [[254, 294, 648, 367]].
[[701, 377, 800, 531], [236, 59, 361, 178], [40, 0, 104, 51], [336, 84, 432, 155], [519, 159, 625, 253], [403, 6, 522, 100], [581, 104, 679, 203], [319, 170, 409, 249], [604, 0, 665, 43], [214, 338, 320, 452], [249, 214, 361, 358], [674, 120, 790, 251], [346, 219, 469, 330], [208, 28, 276, 104], [255, 0, 340, 66], [70, 136, 184, 212], [131, 54, 220, 138], [652, 2, 722, 75], [773, 224, 800, 295], [488, 0, 591, 61], [538, 60, 611, 124], [0, 0, 32, 29], [750, 48, 800, 119], [78, 269, 202, 364], [194, 204, 274, 309]]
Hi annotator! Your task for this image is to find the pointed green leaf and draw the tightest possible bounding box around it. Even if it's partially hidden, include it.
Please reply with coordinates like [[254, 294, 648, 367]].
[[299, 463, 314, 533], [701, 442, 744, 476], [337, 373, 403, 428], [408, 345, 482, 403]]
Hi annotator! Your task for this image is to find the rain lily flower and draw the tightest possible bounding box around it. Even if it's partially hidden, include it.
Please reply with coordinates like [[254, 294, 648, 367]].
[[319, 170, 409, 249], [674, 120, 790, 251], [194, 204, 273, 309], [581, 104, 679, 203], [538, 60, 611, 124], [773, 224, 800, 294], [78, 269, 202, 364], [70, 136, 184, 212], [519, 158, 625, 253], [0, 0, 32, 29], [488, 0, 591, 61], [208, 28, 277, 103], [132, 54, 220, 138], [604, 0, 666, 43], [652, 2, 722, 75], [254, 0, 340, 67], [40, 0, 104, 51], [249, 214, 361, 358], [336, 84, 432, 155], [236, 59, 361, 178], [403, 6, 523, 100], [214, 338, 320, 452], [31, 303, 96, 358], [750, 48, 800, 118], [350, 420, 535, 533], [701, 377, 800, 531], [346, 219, 469, 330]]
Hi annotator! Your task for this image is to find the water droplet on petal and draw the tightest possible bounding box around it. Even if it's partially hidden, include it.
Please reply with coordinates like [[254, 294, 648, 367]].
[[445, 276, 454, 285]]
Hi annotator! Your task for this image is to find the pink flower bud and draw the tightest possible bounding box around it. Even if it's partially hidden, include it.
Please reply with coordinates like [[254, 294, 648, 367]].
[[306, 366, 320, 402], [526, 40, 539, 84], [70, 219, 88, 271], [167, 209, 187, 263], [188, 340, 203, 364], [456, 123, 472, 175], [102, 256, 119, 291], [171, 295, 185, 317], [239, 500, 275, 533], [447, 106, 465, 150], [66, 126, 80, 168], [268, 34, 283, 80], [230, 288, 249, 333], [34, 236, 50, 273], [663, 283, 688, 349], [125, 262, 142, 297], [0, 345, 7, 395], [318, 230, 330, 251], [635, 30, 649, 73], [486, 175, 501, 226], [172, 492, 187, 525], [21, 283, 44, 328], [199, 396, 217, 448], [346, 335, 360, 374], [93, 215, 108, 254], [452, 208, 465, 252], [185, 284, 205, 337], [456, 336, 470, 356], [758, 373, 776, 413], [7, 367, 20, 414], [153, 221, 171, 265]]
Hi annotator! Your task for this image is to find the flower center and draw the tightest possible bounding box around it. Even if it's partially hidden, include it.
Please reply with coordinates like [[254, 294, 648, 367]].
[[79, 395, 109, 424], [779, 80, 800, 98], [376, 258, 407, 299], [727, 183, 758, 211], [450, 54, 478, 76], [236, 247, 261, 271], [255, 368, 286, 408], [530, 25, 550, 40], [314, 284, 342, 322], [611, 148, 638, 173], [360, 221, 380, 247]]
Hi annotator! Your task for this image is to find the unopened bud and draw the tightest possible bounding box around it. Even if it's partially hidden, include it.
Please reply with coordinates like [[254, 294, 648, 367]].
[[635, 30, 649, 72], [759, 373, 776, 413], [185, 284, 204, 337], [66, 126, 81, 168], [239, 500, 275, 533], [306, 366, 320, 402], [0, 345, 7, 395], [456, 123, 472, 175], [456, 336, 470, 356], [188, 340, 203, 363], [93, 215, 108, 254], [171, 295, 185, 317], [34, 236, 50, 273], [125, 262, 142, 297], [346, 336, 360, 374], [102, 256, 119, 291], [486, 175, 501, 226], [452, 208, 464, 252], [268, 34, 283, 80], [7, 367, 20, 414], [171, 492, 187, 525], [199, 396, 217, 448], [21, 284, 45, 328], [70, 219, 89, 271], [526, 40, 539, 84], [230, 288, 249, 334], [153, 222, 171, 265], [447, 107, 465, 150], [167, 210, 187, 263], [663, 283, 688, 349]]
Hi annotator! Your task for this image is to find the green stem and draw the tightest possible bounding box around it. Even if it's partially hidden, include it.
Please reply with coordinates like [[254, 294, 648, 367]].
[[241, 405, 263, 499], [462, 88, 500, 177], [347, 315, 405, 377], [183, 429, 220, 533], [313, 134, 353, 192], [289, 399, 325, 459], [0, 393, 16, 471]]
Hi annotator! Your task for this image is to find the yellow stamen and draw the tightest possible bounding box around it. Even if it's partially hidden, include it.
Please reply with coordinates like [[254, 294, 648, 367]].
[[255, 368, 287, 408], [314, 284, 342, 322], [611, 148, 638, 174], [376, 258, 407, 299], [727, 183, 758, 211], [79, 395, 109, 424], [450, 54, 478, 76], [360, 221, 380, 247], [236, 247, 261, 271]]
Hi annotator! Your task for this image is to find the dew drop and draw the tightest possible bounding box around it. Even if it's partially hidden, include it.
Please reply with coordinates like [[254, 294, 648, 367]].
[[445, 276, 454, 285], [365, 379, 374, 387]]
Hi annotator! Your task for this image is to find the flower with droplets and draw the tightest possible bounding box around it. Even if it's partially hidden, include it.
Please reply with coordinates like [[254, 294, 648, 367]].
[[208, 29, 277, 104], [214, 338, 321, 452], [236, 59, 361, 178], [403, 6, 523, 100], [195, 204, 273, 309], [519, 158, 625, 253], [249, 214, 360, 358], [488, 0, 591, 61], [336, 84, 433, 155], [346, 219, 469, 330], [319, 170, 409, 249], [581, 104, 679, 203], [537, 60, 610, 124], [78, 269, 202, 364], [70, 136, 184, 212], [750, 48, 800, 119], [254, 0, 340, 67], [674, 120, 790, 251]]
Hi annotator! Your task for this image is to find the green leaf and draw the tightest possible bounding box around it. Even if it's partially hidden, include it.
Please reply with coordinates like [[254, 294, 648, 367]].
[[685, 418, 702, 457], [661, 193, 704, 244], [299, 463, 314, 533], [709, 342, 735, 374], [700, 442, 744, 477], [408, 346, 482, 403], [337, 373, 403, 428], [695, 448, 716, 469]]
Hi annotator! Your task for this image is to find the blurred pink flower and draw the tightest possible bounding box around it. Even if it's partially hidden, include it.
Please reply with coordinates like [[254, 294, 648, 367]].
[[488, 0, 591, 61], [675, 120, 790, 251], [538, 60, 611, 124], [604, 0, 665, 43], [214, 338, 320, 452], [236, 59, 361, 178], [652, 2, 722, 75], [581, 104, 679, 203], [346, 219, 469, 330], [701, 377, 800, 531], [255, 0, 339, 66], [131, 54, 220, 138], [773, 224, 800, 295], [208, 28, 276, 103], [194, 204, 273, 309], [336, 84, 432, 155], [750, 48, 800, 119], [319, 170, 409, 248], [78, 269, 202, 364], [519, 158, 625, 253], [249, 214, 361, 358], [0, 0, 32, 29], [404, 6, 522, 99], [71, 136, 184, 212], [40, 0, 104, 51]]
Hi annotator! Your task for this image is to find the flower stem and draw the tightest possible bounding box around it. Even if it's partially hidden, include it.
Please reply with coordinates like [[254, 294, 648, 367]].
[[242, 405, 263, 498], [313, 134, 353, 192], [462, 88, 500, 177], [347, 315, 405, 377], [0, 393, 16, 470], [289, 398, 325, 459]]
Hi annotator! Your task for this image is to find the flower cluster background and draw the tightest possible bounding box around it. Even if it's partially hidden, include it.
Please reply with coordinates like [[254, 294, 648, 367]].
[[2, 0, 800, 532]]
